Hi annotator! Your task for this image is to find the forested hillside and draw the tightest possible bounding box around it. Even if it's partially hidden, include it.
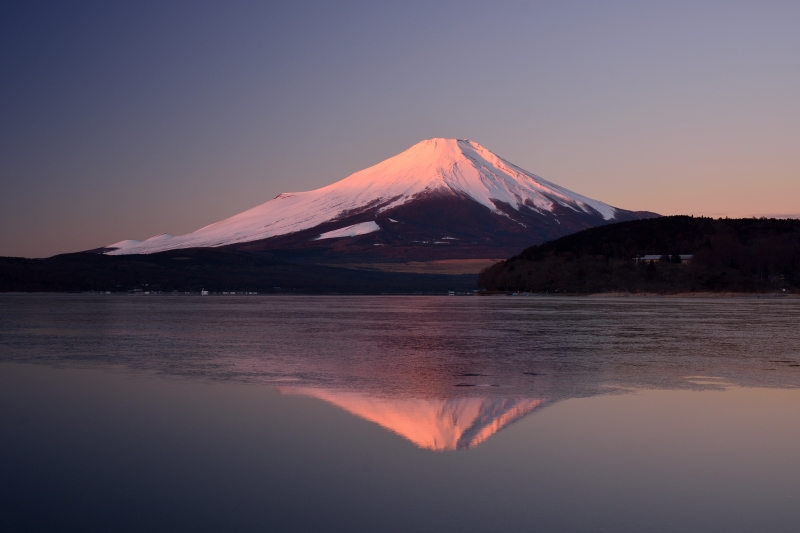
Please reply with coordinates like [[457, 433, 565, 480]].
[[479, 217, 800, 293]]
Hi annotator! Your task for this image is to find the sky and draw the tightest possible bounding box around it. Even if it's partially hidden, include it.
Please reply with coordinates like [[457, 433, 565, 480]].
[[1, 0, 799, 258]]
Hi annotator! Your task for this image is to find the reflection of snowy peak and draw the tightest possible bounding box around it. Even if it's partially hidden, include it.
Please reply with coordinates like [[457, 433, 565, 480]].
[[105, 138, 656, 257], [283, 387, 547, 451]]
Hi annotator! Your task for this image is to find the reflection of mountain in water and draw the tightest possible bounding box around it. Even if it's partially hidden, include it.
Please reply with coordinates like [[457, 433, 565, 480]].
[[282, 388, 548, 451], [3, 295, 799, 453]]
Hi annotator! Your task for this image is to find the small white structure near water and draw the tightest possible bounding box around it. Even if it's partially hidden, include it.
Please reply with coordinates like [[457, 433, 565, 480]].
[[634, 254, 693, 264]]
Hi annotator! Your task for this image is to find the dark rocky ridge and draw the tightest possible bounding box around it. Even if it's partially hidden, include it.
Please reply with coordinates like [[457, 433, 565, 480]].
[[226, 191, 658, 265]]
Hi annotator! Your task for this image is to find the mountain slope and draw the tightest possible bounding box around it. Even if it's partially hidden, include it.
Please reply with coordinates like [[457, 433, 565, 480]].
[[103, 138, 657, 259]]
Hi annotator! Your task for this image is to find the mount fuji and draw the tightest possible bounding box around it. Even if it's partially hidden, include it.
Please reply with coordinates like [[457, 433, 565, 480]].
[[101, 139, 657, 262]]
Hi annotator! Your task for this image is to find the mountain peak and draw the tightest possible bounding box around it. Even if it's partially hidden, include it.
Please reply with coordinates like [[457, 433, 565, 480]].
[[104, 138, 650, 256], [368, 138, 485, 171]]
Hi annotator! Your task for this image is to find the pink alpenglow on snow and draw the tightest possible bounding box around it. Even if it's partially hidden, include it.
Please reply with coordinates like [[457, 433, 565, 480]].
[[104, 139, 647, 255], [105, 239, 143, 252], [314, 221, 380, 240]]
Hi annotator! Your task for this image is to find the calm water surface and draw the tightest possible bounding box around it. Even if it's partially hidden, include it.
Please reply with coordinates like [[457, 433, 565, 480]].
[[1, 294, 799, 532]]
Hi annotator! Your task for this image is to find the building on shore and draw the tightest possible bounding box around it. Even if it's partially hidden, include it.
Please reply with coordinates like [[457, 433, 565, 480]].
[[634, 254, 693, 265]]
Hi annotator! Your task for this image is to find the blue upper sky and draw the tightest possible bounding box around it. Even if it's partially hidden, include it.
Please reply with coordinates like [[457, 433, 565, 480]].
[[2, 0, 799, 257]]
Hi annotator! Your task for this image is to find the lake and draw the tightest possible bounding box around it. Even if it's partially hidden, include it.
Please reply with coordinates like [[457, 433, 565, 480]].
[[1, 294, 799, 532]]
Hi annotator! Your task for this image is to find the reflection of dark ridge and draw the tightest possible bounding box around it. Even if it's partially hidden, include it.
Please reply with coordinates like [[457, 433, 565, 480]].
[[455, 399, 552, 450]]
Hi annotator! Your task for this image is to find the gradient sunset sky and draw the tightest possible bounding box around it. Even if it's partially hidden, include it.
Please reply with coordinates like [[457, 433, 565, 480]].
[[2, 1, 799, 257]]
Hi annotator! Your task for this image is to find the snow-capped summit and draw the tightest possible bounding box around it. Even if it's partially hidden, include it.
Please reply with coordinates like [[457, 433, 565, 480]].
[[103, 138, 656, 258]]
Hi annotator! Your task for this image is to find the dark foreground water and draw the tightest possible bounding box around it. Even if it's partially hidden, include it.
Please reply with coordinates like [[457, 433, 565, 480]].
[[1, 294, 799, 532]]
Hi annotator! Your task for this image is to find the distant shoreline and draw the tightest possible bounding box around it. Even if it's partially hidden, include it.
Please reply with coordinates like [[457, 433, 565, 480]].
[[481, 291, 798, 298], [2, 291, 798, 299]]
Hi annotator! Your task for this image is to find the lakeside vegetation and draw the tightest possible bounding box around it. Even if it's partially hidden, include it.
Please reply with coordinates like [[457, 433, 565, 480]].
[[0, 248, 477, 294], [479, 216, 800, 294]]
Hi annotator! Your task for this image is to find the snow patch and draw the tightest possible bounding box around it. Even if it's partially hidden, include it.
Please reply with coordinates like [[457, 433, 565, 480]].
[[315, 221, 380, 240], [106, 239, 142, 251]]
